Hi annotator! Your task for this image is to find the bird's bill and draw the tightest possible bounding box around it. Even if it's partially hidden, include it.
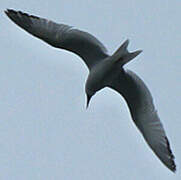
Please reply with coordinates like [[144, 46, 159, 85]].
[[86, 94, 91, 109]]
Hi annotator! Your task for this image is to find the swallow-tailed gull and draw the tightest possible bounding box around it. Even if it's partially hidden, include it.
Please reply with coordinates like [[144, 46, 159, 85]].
[[5, 9, 176, 172]]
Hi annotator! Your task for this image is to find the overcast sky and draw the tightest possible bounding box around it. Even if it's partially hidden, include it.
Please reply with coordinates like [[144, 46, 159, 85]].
[[0, 0, 181, 179]]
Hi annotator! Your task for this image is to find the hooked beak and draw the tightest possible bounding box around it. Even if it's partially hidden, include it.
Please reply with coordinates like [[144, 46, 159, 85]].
[[86, 94, 92, 109]]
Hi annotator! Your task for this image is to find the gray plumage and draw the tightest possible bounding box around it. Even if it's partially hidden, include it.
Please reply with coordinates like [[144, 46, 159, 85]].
[[5, 9, 176, 172]]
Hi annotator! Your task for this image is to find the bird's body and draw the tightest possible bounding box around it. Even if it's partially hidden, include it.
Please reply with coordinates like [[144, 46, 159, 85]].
[[5, 9, 176, 172], [86, 57, 119, 95], [86, 39, 142, 98]]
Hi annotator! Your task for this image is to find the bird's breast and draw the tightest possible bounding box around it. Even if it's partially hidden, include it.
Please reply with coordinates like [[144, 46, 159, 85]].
[[86, 60, 120, 93]]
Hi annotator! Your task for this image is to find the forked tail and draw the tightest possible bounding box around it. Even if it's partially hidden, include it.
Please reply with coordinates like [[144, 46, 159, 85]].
[[111, 39, 142, 66]]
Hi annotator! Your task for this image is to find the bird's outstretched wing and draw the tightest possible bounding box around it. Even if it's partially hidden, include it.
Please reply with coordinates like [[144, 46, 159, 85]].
[[5, 9, 108, 69], [108, 69, 176, 172]]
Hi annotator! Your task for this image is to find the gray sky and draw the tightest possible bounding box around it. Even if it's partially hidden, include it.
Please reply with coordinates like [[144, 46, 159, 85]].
[[1, 0, 181, 179]]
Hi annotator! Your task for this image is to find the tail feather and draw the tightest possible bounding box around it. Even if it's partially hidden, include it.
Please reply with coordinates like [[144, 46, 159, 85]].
[[112, 39, 142, 66], [113, 39, 129, 59]]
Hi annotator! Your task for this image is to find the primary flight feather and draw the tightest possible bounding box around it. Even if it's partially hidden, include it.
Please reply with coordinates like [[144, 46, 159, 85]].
[[5, 9, 176, 172]]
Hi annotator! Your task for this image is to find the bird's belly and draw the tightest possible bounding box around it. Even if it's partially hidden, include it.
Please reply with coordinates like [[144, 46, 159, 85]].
[[87, 63, 120, 92]]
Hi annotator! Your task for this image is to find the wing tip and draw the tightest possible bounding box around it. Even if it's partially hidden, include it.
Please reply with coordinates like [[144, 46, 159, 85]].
[[165, 137, 176, 172], [4, 9, 14, 17], [4, 9, 41, 31], [5, 9, 40, 20], [5, 9, 21, 17]]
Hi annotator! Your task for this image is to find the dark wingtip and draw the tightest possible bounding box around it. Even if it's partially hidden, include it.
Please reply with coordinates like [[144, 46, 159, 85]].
[[4, 9, 10, 16], [165, 137, 176, 172], [5, 9, 40, 20], [4, 9, 15, 15], [4, 9, 19, 20], [4, 9, 41, 31]]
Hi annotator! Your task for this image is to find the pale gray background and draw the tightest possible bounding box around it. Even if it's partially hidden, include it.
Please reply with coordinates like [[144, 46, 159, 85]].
[[0, 0, 181, 179]]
